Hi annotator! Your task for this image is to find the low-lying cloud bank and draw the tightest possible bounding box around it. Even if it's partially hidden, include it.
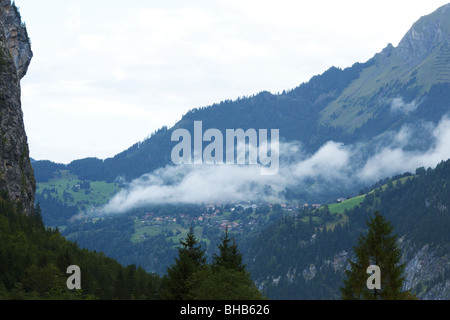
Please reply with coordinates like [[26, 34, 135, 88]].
[[103, 115, 450, 214]]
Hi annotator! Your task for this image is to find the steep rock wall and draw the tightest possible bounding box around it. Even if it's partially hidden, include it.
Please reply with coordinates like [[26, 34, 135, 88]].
[[0, 0, 35, 214]]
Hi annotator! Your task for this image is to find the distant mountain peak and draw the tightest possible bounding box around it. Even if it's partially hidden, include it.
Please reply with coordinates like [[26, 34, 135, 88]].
[[396, 3, 450, 59], [316, 3, 450, 133]]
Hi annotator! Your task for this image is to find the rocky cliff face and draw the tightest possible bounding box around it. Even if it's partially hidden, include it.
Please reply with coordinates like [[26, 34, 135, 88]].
[[401, 243, 450, 300], [0, 0, 35, 214], [396, 3, 450, 59], [317, 3, 450, 134], [256, 240, 450, 300], [1, 0, 33, 79]]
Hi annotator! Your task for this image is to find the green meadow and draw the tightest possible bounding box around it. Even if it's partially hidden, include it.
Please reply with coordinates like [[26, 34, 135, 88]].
[[36, 170, 121, 211]]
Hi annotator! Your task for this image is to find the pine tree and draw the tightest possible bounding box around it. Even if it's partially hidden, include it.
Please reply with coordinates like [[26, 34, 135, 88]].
[[341, 211, 414, 300], [188, 227, 265, 300], [161, 226, 206, 300], [187, 265, 266, 300], [213, 227, 245, 272], [113, 268, 126, 300]]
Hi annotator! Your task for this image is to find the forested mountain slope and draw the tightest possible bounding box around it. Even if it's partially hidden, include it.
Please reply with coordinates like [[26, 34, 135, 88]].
[[34, 4, 450, 188], [0, 193, 161, 299], [244, 160, 450, 299]]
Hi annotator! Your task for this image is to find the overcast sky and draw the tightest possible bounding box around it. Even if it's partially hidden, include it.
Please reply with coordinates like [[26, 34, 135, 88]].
[[15, 0, 450, 164]]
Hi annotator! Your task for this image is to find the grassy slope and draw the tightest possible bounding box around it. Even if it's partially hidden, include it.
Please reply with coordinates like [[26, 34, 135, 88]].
[[327, 195, 366, 215], [36, 170, 121, 212], [317, 175, 416, 230]]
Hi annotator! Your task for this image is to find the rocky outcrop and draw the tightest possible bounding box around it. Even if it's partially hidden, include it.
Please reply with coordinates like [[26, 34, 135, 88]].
[[255, 240, 449, 299], [396, 3, 450, 59], [402, 244, 450, 300], [1, 0, 32, 79], [0, 0, 35, 214]]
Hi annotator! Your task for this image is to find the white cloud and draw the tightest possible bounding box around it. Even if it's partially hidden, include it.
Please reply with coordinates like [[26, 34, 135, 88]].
[[391, 97, 420, 114], [360, 116, 450, 181], [292, 141, 351, 180]]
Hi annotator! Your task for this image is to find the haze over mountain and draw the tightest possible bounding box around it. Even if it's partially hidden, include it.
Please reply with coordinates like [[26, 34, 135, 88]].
[[33, 3, 450, 213]]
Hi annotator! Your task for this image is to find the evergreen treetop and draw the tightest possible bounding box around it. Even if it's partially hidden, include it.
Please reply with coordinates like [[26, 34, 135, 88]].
[[213, 227, 246, 272], [341, 211, 415, 300]]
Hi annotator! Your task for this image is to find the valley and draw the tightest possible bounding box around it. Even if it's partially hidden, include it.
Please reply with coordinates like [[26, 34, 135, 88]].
[[24, 2, 450, 300]]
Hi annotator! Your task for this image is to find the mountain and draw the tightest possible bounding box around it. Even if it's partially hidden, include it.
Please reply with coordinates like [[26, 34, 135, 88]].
[[0, 0, 35, 215], [53, 152, 450, 299], [33, 4, 450, 204], [245, 159, 450, 300], [319, 3, 450, 134], [27, 4, 450, 300]]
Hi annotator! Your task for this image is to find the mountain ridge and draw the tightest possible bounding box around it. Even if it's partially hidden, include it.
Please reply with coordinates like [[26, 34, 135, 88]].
[[397, 3, 450, 59], [33, 3, 450, 206], [319, 3, 450, 133]]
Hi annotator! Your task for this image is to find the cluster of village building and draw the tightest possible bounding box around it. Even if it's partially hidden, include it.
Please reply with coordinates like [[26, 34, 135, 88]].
[[133, 201, 325, 239]]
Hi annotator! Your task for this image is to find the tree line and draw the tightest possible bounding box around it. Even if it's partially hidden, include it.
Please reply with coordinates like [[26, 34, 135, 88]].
[[0, 190, 265, 300], [160, 226, 265, 300]]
